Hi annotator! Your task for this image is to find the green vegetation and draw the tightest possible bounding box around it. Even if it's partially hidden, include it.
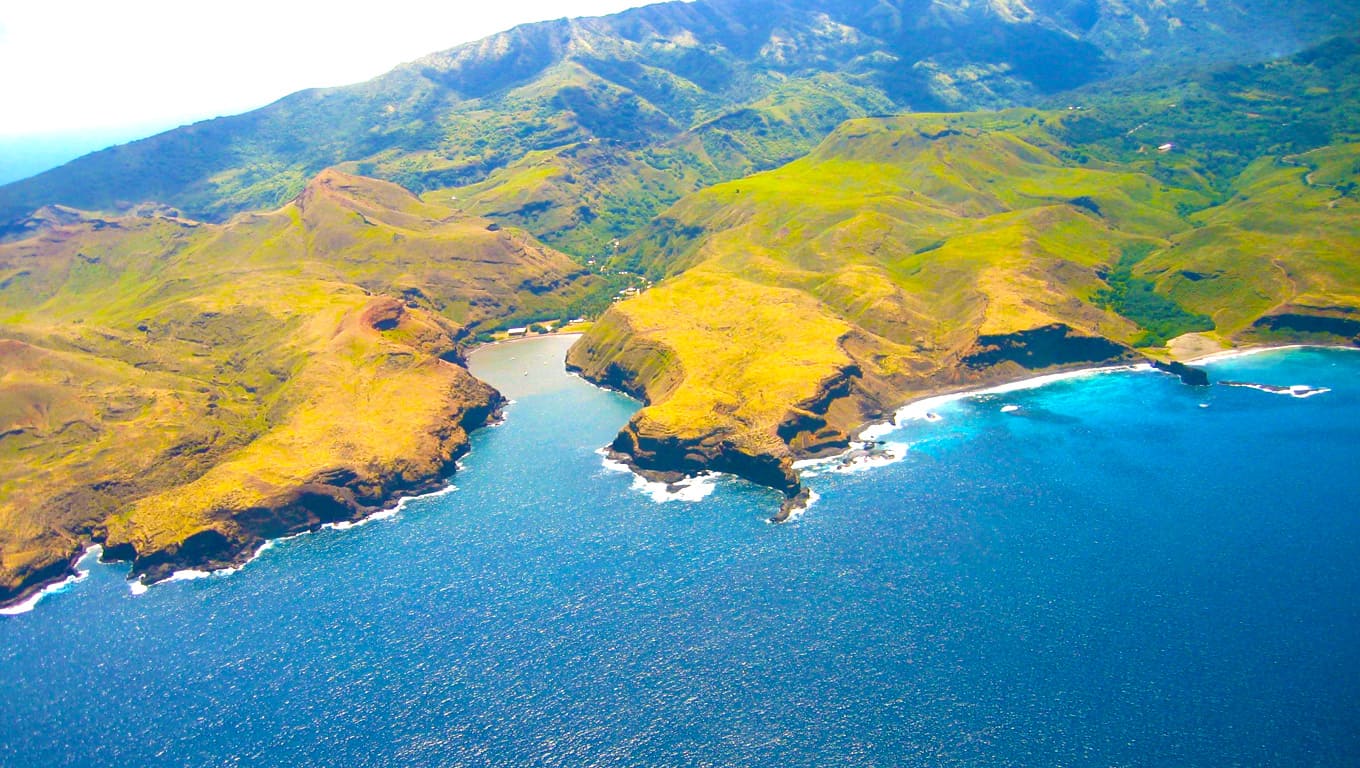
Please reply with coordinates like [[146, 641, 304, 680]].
[[1093, 245, 1215, 346], [7, 0, 1354, 258], [572, 39, 1360, 501], [1053, 37, 1360, 190], [0, 171, 590, 601]]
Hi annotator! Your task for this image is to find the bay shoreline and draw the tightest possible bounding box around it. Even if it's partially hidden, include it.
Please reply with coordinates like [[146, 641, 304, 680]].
[[609, 343, 1355, 519], [0, 335, 564, 614], [5, 340, 1349, 613]]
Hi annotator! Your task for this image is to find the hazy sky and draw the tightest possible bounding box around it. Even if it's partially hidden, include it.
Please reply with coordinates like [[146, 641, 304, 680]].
[[0, 0, 657, 140]]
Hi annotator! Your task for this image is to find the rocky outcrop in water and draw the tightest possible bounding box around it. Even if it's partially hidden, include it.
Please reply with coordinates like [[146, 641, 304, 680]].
[[1152, 359, 1210, 386]]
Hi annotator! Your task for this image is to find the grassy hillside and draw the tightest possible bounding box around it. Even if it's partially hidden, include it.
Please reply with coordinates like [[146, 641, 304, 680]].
[[569, 42, 1360, 512], [3, 0, 1354, 256], [0, 171, 591, 604]]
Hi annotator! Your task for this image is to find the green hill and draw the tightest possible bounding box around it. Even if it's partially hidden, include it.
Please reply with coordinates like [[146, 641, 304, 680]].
[[0, 171, 591, 604], [2, 2, 1358, 604], [4, 0, 1353, 258], [567, 42, 1360, 513]]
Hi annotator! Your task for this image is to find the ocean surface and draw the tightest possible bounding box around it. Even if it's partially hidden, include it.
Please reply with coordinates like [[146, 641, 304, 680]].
[[2, 336, 1357, 767], [0, 126, 178, 186]]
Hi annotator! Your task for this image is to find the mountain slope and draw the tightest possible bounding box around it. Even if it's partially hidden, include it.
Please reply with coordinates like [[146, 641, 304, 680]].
[[567, 41, 1360, 513], [0, 172, 590, 604], [3, 0, 1354, 255]]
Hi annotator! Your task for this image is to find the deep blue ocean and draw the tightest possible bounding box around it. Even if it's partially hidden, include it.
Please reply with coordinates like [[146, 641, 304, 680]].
[[2, 337, 1357, 767]]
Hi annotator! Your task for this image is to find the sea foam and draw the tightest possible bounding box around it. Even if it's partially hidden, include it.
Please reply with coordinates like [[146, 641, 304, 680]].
[[1221, 382, 1331, 398], [0, 546, 101, 616], [128, 482, 460, 597], [858, 364, 1149, 443], [632, 473, 719, 504], [597, 447, 719, 503], [795, 442, 910, 478], [597, 447, 634, 475]]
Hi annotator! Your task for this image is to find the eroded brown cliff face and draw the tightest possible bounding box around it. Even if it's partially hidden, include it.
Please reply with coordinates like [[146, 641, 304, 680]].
[[0, 171, 589, 608], [0, 295, 506, 606], [103, 369, 504, 587], [1251, 306, 1360, 344], [961, 325, 1137, 370], [569, 313, 1137, 520]]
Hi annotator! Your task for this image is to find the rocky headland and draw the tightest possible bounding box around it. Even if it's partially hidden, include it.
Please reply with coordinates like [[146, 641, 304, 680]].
[[0, 173, 585, 609], [569, 315, 1153, 521]]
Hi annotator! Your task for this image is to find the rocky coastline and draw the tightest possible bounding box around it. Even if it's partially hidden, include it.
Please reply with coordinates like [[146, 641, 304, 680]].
[[605, 425, 811, 520], [569, 324, 1154, 522], [569, 328, 1350, 522], [0, 382, 505, 610], [7, 334, 1348, 610]]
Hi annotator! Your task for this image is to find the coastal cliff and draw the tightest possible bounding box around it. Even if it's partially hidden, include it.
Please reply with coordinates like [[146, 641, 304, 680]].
[[0, 173, 583, 608], [565, 310, 808, 509], [1, 296, 506, 605], [566, 99, 1360, 515], [570, 305, 1139, 519], [101, 367, 504, 587]]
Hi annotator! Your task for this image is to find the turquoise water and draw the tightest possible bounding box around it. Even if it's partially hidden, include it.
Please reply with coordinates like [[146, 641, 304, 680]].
[[2, 337, 1357, 766]]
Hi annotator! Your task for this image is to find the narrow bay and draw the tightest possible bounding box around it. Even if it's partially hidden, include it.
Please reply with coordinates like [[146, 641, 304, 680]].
[[2, 337, 1356, 767]]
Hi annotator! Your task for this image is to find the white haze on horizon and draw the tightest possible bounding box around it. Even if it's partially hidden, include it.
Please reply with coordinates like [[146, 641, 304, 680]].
[[0, 0, 660, 180]]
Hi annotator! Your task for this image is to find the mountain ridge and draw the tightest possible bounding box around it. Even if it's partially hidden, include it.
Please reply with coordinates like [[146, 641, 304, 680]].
[[4, 0, 1354, 239]]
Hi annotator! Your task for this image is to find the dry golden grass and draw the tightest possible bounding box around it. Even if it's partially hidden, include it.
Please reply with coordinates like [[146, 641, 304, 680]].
[[0, 171, 582, 600], [573, 113, 1360, 494]]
